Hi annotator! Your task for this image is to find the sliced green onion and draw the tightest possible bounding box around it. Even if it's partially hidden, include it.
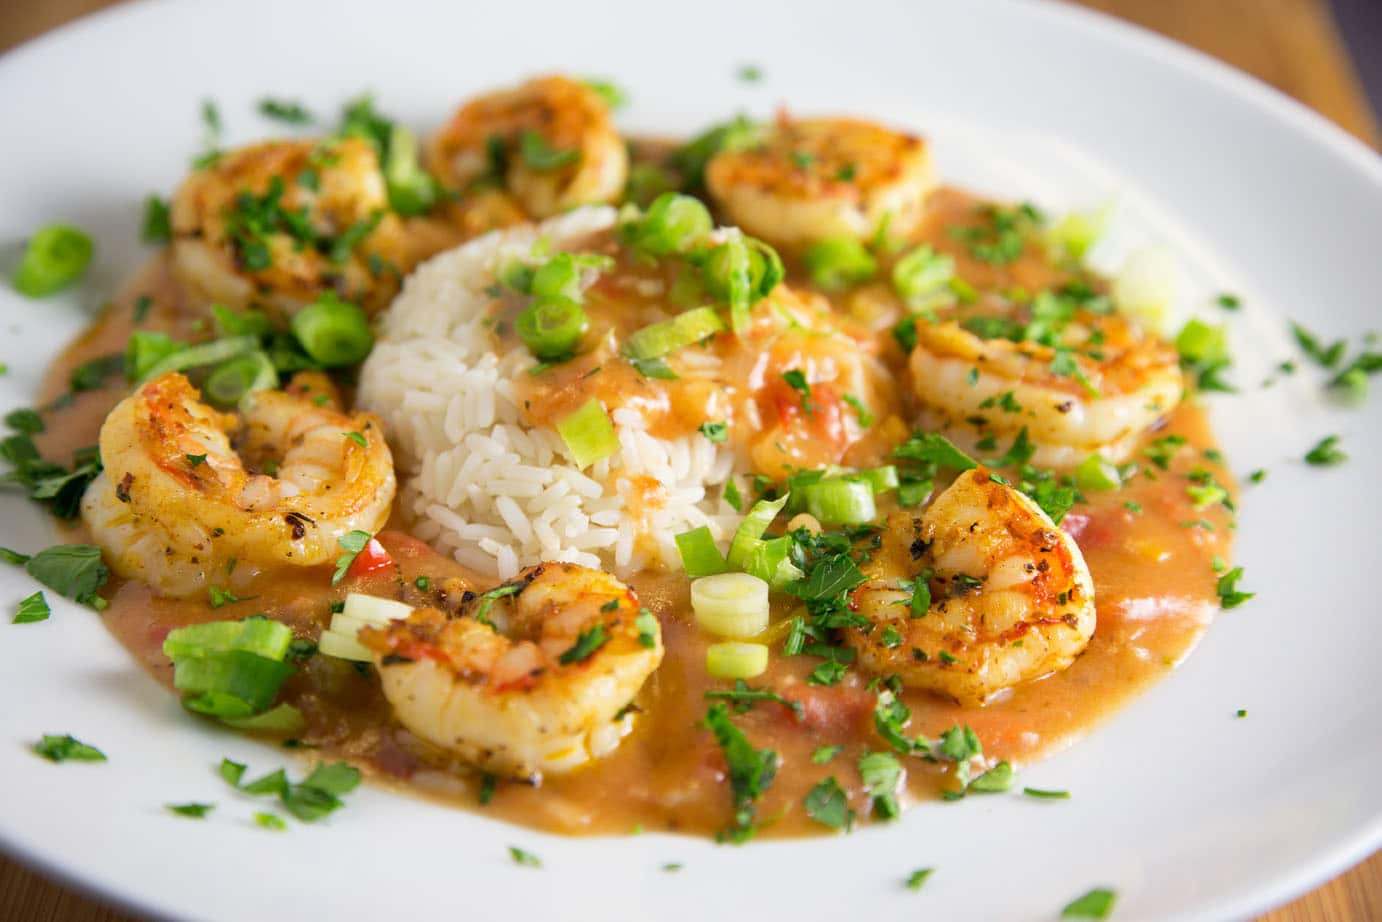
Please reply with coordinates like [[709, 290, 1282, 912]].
[[892, 245, 953, 302], [691, 572, 770, 638], [804, 478, 876, 526], [12, 224, 94, 297], [1073, 454, 1121, 491], [675, 526, 728, 578], [125, 331, 182, 381], [623, 192, 712, 256], [173, 650, 295, 718], [221, 703, 306, 734], [803, 237, 876, 291], [727, 494, 790, 571], [527, 252, 613, 300], [1113, 247, 1180, 335], [290, 295, 374, 367], [739, 535, 804, 589], [1048, 204, 1110, 263], [623, 306, 725, 361], [1174, 319, 1229, 367], [383, 123, 438, 217], [139, 335, 259, 382], [555, 399, 619, 469], [163, 618, 294, 662], [498, 259, 535, 293], [317, 629, 373, 662], [204, 351, 278, 407], [516, 296, 589, 360], [706, 641, 769, 679], [860, 465, 899, 494], [342, 592, 413, 624]]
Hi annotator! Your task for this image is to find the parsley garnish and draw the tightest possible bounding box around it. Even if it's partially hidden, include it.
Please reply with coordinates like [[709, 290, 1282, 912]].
[[254, 812, 287, 831], [858, 750, 902, 818], [258, 98, 314, 125], [704, 679, 803, 718], [702, 703, 778, 843], [558, 625, 609, 665], [905, 868, 934, 891], [225, 760, 361, 822], [13, 590, 50, 624], [33, 734, 106, 762], [699, 421, 729, 443], [841, 393, 874, 427], [736, 64, 764, 83], [1304, 434, 1346, 466], [186, 453, 207, 468], [781, 369, 816, 416], [803, 776, 852, 829], [21, 544, 108, 608], [509, 846, 542, 867], [812, 745, 842, 764], [1062, 887, 1117, 919], [723, 477, 743, 512], [519, 130, 579, 171], [331, 530, 372, 585], [166, 802, 214, 819], [142, 196, 172, 243], [1291, 322, 1345, 368], [1216, 567, 1254, 609]]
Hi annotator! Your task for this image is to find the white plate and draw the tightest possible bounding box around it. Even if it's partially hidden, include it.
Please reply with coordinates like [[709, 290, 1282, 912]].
[[2, 1, 1380, 919]]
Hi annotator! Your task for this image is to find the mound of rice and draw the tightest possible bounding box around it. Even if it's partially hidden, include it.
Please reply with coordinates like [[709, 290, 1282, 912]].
[[358, 207, 742, 580]]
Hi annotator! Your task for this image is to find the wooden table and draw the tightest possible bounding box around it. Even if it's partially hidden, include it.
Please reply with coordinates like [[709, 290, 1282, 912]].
[[1, 1, 1378, 919]]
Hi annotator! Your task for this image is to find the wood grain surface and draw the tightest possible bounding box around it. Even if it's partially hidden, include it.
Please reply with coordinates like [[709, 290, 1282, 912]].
[[0, 1, 1378, 920]]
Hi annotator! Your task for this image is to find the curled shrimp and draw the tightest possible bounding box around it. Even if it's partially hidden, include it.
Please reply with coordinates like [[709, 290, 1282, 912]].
[[170, 138, 409, 318], [81, 372, 396, 597], [705, 116, 936, 252], [846, 469, 1095, 706], [909, 306, 1184, 468], [361, 562, 662, 782], [427, 75, 628, 228]]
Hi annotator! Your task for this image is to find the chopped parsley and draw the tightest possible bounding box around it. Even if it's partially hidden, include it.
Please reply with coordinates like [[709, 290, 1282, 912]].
[[20, 544, 109, 608], [841, 393, 874, 427], [803, 776, 852, 829], [1290, 321, 1345, 369], [781, 369, 816, 416], [166, 802, 214, 819], [508, 846, 542, 868], [558, 625, 609, 664], [704, 679, 803, 718], [811, 745, 843, 764], [224, 760, 361, 822], [736, 64, 764, 83], [947, 202, 1043, 265], [258, 98, 314, 125], [699, 421, 729, 443], [905, 868, 934, 891], [857, 750, 902, 818], [33, 734, 106, 762], [331, 530, 372, 585], [186, 453, 207, 468], [13, 590, 50, 624], [1142, 434, 1187, 470], [1061, 887, 1117, 920], [142, 196, 172, 243], [723, 477, 743, 512], [701, 703, 778, 843], [1236, 709, 1248, 718], [1304, 434, 1346, 466], [519, 129, 579, 171], [967, 760, 1015, 793], [1216, 567, 1254, 609], [254, 812, 287, 831], [1216, 293, 1241, 310]]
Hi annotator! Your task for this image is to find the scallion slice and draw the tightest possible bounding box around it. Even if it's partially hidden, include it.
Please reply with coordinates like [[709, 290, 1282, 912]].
[[803, 478, 876, 526], [290, 295, 374, 367], [516, 296, 589, 361], [12, 224, 94, 297], [691, 572, 770, 638], [706, 641, 769, 679], [317, 629, 373, 662], [1073, 454, 1121, 491], [221, 703, 306, 734], [204, 351, 278, 407], [163, 618, 294, 661], [675, 525, 728, 578], [139, 335, 259, 382], [555, 399, 618, 469], [738, 535, 803, 588], [173, 651, 295, 718], [125, 331, 182, 381], [860, 465, 899, 494], [726, 494, 790, 571], [623, 306, 725, 361], [803, 237, 876, 291], [623, 192, 712, 256]]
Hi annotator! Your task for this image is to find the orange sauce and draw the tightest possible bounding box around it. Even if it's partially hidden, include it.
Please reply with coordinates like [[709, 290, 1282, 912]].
[[29, 177, 1232, 840]]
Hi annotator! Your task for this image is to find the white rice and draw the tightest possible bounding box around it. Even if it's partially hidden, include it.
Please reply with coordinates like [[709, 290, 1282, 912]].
[[358, 207, 743, 580]]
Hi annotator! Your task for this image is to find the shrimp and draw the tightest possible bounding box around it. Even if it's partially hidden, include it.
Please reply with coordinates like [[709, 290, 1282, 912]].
[[704, 116, 936, 252], [427, 75, 628, 228], [845, 469, 1095, 706], [80, 372, 396, 597], [170, 138, 409, 318], [909, 307, 1184, 468], [361, 562, 663, 781]]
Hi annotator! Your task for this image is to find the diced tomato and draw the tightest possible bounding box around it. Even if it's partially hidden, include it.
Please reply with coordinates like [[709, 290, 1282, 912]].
[[347, 537, 395, 580]]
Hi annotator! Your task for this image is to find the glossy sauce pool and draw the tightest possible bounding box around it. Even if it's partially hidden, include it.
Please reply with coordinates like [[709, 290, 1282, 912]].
[[34, 198, 1234, 840]]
